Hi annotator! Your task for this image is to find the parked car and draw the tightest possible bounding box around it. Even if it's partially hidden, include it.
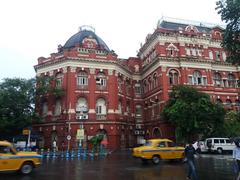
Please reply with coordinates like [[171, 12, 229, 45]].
[[205, 137, 235, 154], [0, 141, 42, 174], [132, 138, 185, 164], [193, 141, 208, 153]]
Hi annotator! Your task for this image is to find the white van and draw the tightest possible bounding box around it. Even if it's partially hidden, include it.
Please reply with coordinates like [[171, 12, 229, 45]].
[[193, 141, 208, 153], [205, 137, 235, 154]]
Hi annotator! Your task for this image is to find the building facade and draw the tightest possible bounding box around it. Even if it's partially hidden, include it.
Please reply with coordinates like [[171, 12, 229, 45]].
[[33, 18, 240, 150]]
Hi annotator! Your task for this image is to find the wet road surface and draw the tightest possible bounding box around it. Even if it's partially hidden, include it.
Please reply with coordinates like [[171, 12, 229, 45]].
[[0, 150, 236, 180]]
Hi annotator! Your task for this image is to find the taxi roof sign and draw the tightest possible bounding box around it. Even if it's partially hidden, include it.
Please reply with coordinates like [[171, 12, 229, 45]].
[[22, 129, 30, 135]]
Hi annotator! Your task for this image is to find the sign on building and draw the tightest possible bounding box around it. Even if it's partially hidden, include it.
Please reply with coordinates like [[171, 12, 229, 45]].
[[76, 129, 84, 140]]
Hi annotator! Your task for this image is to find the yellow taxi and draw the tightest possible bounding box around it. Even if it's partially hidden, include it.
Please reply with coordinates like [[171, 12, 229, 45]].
[[0, 141, 42, 174], [132, 138, 185, 164]]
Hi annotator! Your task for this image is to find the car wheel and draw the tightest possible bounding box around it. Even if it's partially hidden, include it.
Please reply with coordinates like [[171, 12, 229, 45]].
[[217, 148, 223, 154], [152, 155, 161, 165], [20, 162, 33, 175]]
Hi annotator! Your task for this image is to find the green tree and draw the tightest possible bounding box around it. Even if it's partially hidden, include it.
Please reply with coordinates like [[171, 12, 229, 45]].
[[0, 78, 39, 140], [216, 0, 240, 65], [162, 85, 226, 142], [223, 111, 240, 137], [36, 76, 65, 100]]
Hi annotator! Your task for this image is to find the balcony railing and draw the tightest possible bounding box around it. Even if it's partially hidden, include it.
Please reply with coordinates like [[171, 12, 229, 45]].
[[77, 85, 88, 90], [96, 114, 107, 120], [96, 85, 107, 91]]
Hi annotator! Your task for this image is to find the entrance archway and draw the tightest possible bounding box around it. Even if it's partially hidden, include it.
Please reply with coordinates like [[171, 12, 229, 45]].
[[152, 127, 162, 138]]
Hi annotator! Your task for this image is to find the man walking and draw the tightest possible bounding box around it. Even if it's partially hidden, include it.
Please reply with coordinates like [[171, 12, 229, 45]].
[[185, 142, 199, 180], [233, 140, 240, 180]]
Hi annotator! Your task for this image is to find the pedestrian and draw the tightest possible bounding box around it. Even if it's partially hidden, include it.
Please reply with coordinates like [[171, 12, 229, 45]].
[[53, 140, 57, 151], [233, 140, 240, 180], [185, 141, 199, 180], [61, 141, 65, 151]]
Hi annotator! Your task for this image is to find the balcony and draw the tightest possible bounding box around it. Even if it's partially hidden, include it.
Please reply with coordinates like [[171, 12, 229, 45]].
[[96, 85, 107, 91], [77, 85, 88, 90]]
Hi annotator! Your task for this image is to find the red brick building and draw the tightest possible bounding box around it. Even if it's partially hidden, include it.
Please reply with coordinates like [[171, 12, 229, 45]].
[[33, 18, 239, 150]]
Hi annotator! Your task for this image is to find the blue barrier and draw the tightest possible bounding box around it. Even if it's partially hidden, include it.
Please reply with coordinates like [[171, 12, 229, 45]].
[[39, 148, 109, 159]]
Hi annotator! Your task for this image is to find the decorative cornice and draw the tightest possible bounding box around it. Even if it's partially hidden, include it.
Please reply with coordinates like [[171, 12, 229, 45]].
[[35, 57, 134, 79]]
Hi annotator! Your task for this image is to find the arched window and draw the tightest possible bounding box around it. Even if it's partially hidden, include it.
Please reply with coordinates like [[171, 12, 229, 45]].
[[134, 83, 141, 94], [42, 102, 48, 117], [228, 74, 236, 87], [77, 71, 88, 87], [76, 97, 88, 112], [126, 101, 130, 114], [96, 72, 106, 86], [55, 73, 63, 88], [118, 100, 122, 114], [135, 105, 142, 119], [222, 52, 227, 61], [54, 99, 61, 116], [226, 99, 232, 108], [76, 97, 88, 120], [153, 73, 157, 88], [96, 98, 106, 115], [117, 78, 123, 93], [213, 73, 222, 87], [152, 128, 162, 138], [148, 77, 152, 91], [135, 105, 143, 123], [185, 25, 199, 33], [169, 69, 179, 85], [166, 43, 179, 57], [216, 51, 221, 61], [209, 51, 213, 60], [216, 99, 223, 104], [143, 80, 147, 93], [193, 71, 202, 85], [126, 80, 131, 95], [236, 100, 240, 107]]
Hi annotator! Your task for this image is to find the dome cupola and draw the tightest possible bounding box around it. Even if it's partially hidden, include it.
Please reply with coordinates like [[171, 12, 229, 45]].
[[63, 25, 110, 52]]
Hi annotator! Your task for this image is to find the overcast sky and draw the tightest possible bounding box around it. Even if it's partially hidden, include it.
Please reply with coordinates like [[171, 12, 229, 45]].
[[0, 0, 224, 81]]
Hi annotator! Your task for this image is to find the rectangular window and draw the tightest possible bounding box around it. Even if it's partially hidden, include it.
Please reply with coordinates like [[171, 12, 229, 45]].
[[192, 48, 196, 56], [197, 77, 202, 85], [220, 139, 224, 144], [202, 77, 207, 85], [223, 79, 228, 87], [135, 86, 141, 94], [216, 51, 221, 61], [77, 77, 88, 86], [96, 78, 106, 86], [188, 76, 193, 85], [96, 106, 102, 114], [56, 78, 62, 87]]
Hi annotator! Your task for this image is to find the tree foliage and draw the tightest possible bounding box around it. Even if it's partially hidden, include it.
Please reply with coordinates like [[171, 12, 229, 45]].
[[36, 76, 65, 100], [223, 111, 240, 137], [0, 78, 39, 140], [216, 0, 240, 65], [162, 85, 226, 142]]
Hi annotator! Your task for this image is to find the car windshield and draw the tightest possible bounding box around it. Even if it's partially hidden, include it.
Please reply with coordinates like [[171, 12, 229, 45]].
[[143, 141, 153, 146]]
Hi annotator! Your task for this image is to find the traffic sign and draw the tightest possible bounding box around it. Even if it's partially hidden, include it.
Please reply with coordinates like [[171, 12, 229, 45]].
[[76, 129, 84, 140], [67, 135, 71, 140]]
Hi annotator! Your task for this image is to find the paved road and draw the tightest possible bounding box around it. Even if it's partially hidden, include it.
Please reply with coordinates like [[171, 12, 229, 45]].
[[0, 151, 237, 180]]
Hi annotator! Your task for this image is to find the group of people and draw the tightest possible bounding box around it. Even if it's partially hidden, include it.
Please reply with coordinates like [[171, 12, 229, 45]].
[[184, 139, 240, 180]]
